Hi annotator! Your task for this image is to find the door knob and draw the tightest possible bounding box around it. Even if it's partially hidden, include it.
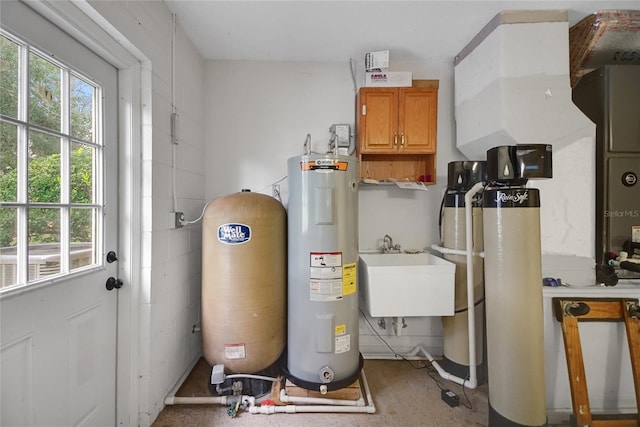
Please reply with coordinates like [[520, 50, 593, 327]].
[[106, 277, 123, 291]]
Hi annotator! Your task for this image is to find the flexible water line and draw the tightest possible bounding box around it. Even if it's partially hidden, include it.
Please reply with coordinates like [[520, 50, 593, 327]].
[[226, 373, 280, 382]]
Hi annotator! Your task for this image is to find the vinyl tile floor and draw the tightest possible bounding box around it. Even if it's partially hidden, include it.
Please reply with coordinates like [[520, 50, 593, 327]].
[[151, 358, 571, 427]]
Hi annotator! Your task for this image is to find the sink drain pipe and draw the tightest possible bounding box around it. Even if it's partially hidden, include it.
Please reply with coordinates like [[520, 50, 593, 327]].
[[423, 181, 484, 390]]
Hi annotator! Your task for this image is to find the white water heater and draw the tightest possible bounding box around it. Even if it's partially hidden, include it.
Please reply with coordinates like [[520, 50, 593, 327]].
[[283, 153, 362, 391]]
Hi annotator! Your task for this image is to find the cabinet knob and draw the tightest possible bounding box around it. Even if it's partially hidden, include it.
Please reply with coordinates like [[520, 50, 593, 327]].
[[393, 132, 398, 146], [401, 132, 405, 146]]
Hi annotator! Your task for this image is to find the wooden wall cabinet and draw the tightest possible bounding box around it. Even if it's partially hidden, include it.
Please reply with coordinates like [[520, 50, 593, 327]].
[[356, 81, 438, 184]]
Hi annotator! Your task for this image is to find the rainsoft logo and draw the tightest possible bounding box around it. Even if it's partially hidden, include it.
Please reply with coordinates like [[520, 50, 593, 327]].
[[217, 223, 251, 245], [496, 191, 529, 204]]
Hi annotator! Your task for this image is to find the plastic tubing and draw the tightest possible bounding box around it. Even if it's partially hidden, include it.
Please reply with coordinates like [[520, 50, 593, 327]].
[[226, 374, 280, 382]]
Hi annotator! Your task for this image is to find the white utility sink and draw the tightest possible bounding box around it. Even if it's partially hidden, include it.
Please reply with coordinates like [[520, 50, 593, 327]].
[[358, 252, 456, 317]]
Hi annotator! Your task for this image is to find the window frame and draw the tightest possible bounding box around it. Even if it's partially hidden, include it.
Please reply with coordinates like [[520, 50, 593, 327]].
[[0, 29, 105, 292]]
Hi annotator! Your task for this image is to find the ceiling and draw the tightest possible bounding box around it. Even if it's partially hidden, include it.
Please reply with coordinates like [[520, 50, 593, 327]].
[[164, 1, 639, 63]]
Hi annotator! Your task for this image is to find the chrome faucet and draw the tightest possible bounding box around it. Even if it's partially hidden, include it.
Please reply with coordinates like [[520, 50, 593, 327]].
[[383, 234, 393, 252], [382, 234, 400, 253]]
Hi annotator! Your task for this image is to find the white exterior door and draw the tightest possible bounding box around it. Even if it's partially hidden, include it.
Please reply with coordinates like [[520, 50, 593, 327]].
[[1, 2, 119, 426]]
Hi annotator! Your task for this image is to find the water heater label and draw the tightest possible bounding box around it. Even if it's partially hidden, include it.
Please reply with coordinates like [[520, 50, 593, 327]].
[[310, 266, 342, 279], [224, 343, 246, 360], [310, 252, 342, 267], [335, 334, 350, 354], [217, 223, 251, 245], [310, 279, 343, 301], [342, 263, 357, 296], [310, 252, 344, 301], [300, 160, 348, 171]]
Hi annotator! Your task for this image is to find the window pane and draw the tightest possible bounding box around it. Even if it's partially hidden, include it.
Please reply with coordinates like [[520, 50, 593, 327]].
[[0, 121, 18, 201], [29, 52, 61, 132], [28, 207, 60, 281], [71, 207, 96, 270], [0, 207, 17, 288], [0, 35, 19, 119], [71, 142, 94, 204], [28, 129, 60, 203], [70, 75, 95, 142]]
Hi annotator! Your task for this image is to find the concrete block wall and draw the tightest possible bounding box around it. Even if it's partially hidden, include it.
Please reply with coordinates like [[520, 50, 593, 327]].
[[87, 1, 205, 424]]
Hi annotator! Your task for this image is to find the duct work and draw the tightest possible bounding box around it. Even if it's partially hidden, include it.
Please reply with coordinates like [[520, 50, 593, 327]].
[[454, 10, 593, 161]]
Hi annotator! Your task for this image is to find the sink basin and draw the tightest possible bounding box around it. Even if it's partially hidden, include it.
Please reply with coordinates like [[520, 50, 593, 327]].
[[358, 252, 456, 317]]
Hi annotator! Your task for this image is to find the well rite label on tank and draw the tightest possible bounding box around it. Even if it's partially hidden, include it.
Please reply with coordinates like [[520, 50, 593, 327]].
[[217, 223, 251, 245], [224, 343, 246, 360]]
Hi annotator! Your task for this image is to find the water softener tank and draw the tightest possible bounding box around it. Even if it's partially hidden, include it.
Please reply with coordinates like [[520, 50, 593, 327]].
[[441, 161, 486, 383], [201, 190, 287, 373], [284, 153, 362, 391], [483, 145, 551, 427]]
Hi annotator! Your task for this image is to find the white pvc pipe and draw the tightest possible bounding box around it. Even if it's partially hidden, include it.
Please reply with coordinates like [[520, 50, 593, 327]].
[[392, 317, 404, 337], [407, 344, 476, 389], [279, 389, 365, 406], [165, 395, 256, 406], [163, 357, 201, 405], [250, 405, 375, 414], [411, 183, 483, 390], [251, 370, 376, 415], [430, 243, 484, 258], [462, 181, 484, 390], [618, 252, 640, 264], [165, 395, 228, 405]]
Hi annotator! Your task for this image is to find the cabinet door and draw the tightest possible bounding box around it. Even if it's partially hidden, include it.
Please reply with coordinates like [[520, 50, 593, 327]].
[[399, 87, 437, 153], [358, 88, 398, 153]]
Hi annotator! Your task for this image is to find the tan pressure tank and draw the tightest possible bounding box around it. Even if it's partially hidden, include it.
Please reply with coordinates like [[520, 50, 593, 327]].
[[201, 190, 286, 373]]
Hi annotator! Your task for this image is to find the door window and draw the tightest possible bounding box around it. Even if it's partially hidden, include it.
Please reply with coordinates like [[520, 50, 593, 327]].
[[0, 30, 103, 290]]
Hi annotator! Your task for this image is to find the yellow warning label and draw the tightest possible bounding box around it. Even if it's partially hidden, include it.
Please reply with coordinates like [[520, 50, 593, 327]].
[[343, 262, 356, 296], [335, 324, 346, 336]]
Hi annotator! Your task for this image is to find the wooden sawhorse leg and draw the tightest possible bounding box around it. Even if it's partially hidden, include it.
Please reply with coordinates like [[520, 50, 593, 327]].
[[553, 298, 640, 427]]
